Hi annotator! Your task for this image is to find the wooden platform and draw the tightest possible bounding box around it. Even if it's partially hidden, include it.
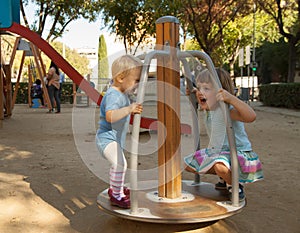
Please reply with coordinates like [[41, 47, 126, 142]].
[[97, 180, 245, 223]]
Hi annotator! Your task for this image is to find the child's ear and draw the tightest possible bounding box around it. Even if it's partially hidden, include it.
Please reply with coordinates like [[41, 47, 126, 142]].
[[115, 75, 124, 83]]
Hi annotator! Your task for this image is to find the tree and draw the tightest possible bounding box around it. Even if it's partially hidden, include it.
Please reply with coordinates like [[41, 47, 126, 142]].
[[99, 0, 153, 55], [99, 0, 181, 55], [180, 0, 250, 65], [214, 9, 280, 76], [21, 0, 102, 41], [98, 34, 109, 82], [256, 39, 289, 83], [255, 0, 300, 82], [50, 41, 90, 77]]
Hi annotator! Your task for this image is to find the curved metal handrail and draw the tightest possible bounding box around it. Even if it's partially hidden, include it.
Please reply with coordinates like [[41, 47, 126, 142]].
[[180, 58, 201, 184], [130, 49, 170, 214], [130, 49, 240, 215], [178, 50, 239, 206]]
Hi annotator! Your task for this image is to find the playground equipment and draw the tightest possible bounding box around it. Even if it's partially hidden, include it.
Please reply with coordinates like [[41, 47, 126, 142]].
[[0, 0, 100, 127], [0, 23, 100, 104], [0, 0, 19, 126], [96, 16, 245, 223], [1, 1, 244, 223], [1, 23, 172, 131], [0, 1, 188, 133], [9, 37, 52, 109]]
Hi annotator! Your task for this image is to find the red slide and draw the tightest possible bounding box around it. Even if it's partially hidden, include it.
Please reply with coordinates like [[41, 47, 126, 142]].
[[2, 22, 102, 105], [1, 23, 191, 134]]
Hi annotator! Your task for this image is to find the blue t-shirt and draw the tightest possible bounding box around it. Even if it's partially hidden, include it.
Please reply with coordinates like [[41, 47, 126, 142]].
[[96, 87, 130, 152], [204, 105, 252, 152]]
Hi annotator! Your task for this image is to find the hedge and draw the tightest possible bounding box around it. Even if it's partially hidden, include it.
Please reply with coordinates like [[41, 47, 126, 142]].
[[258, 83, 300, 109], [12, 82, 74, 104]]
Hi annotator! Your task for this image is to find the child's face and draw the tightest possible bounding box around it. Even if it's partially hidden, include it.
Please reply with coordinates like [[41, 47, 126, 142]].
[[196, 82, 218, 110], [121, 68, 141, 93]]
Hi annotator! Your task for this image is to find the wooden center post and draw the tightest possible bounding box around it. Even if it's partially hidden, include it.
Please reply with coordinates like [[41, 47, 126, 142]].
[[156, 16, 181, 199]]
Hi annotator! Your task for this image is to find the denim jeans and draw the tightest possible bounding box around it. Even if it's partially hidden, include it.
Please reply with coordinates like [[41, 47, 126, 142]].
[[48, 85, 60, 112]]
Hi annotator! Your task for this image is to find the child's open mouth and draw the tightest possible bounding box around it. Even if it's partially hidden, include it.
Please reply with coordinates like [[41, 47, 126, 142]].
[[200, 98, 207, 103]]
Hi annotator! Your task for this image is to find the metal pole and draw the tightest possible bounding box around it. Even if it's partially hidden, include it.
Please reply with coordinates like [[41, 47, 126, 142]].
[[180, 58, 201, 184], [178, 50, 240, 206], [130, 50, 169, 214], [251, 3, 256, 101]]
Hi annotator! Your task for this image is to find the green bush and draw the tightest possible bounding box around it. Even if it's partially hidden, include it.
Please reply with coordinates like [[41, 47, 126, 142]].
[[259, 83, 300, 109], [12, 82, 74, 104], [60, 83, 74, 104], [12, 82, 30, 104]]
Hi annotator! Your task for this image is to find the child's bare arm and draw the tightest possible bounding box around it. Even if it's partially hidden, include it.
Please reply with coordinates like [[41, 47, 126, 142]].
[[106, 103, 143, 123], [217, 89, 256, 123]]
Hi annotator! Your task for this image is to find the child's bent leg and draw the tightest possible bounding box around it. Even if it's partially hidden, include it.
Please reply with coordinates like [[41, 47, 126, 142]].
[[213, 162, 232, 185], [103, 142, 127, 199], [184, 165, 198, 174]]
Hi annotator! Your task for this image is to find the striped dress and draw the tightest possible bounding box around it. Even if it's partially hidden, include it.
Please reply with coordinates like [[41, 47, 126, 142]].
[[184, 106, 263, 183]]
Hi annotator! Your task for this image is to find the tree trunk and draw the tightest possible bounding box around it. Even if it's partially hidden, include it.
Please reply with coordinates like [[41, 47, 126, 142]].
[[287, 39, 297, 83]]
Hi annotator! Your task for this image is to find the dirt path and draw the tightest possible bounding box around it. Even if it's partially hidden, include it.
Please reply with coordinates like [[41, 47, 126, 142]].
[[0, 103, 299, 233]]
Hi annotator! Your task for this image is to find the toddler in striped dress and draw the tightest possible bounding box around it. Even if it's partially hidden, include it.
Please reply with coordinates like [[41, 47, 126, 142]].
[[184, 68, 263, 201]]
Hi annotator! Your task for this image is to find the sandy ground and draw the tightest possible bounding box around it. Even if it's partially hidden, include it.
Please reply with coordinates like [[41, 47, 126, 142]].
[[0, 100, 299, 233]]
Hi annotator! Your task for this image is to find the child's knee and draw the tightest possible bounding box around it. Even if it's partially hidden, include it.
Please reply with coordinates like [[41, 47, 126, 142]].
[[214, 163, 229, 175], [185, 166, 197, 174]]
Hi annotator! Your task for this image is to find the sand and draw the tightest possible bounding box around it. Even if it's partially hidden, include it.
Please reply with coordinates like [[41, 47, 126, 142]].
[[0, 101, 299, 233]]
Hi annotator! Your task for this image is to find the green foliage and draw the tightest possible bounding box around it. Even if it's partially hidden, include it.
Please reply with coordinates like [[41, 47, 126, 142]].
[[47, 41, 91, 78], [259, 83, 300, 109], [185, 39, 201, 51], [12, 82, 29, 104], [256, 0, 300, 82], [181, 2, 282, 68], [256, 38, 289, 83], [60, 83, 74, 104], [12, 82, 74, 104], [98, 35, 109, 80], [99, 0, 178, 54], [252, 10, 281, 46], [180, 0, 249, 54]]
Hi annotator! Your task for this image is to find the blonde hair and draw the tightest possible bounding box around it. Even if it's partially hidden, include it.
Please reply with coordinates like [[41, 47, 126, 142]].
[[112, 55, 143, 81], [196, 67, 234, 95]]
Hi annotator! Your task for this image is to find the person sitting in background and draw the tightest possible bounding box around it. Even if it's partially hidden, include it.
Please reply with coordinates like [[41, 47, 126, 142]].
[[31, 79, 45, 107]]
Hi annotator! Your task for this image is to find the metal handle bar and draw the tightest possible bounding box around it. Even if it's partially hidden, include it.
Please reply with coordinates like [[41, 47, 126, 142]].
[[130, 49, 170, 214], [178, 50, 240, 206]]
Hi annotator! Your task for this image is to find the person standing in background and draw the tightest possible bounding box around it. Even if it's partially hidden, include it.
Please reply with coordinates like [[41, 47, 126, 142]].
[[46, 61, 61, 113]]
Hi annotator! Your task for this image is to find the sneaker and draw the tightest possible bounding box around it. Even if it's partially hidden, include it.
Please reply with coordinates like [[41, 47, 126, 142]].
[[108, 187, 130, 197], [215, 181, 227, 190], [228, 184, 245, 202], [110, 195, 130, 209]]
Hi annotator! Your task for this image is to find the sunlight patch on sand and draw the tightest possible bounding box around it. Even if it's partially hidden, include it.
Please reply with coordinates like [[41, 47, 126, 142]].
[[0, 145, 32, 160], [52, 183, 66, 194]]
